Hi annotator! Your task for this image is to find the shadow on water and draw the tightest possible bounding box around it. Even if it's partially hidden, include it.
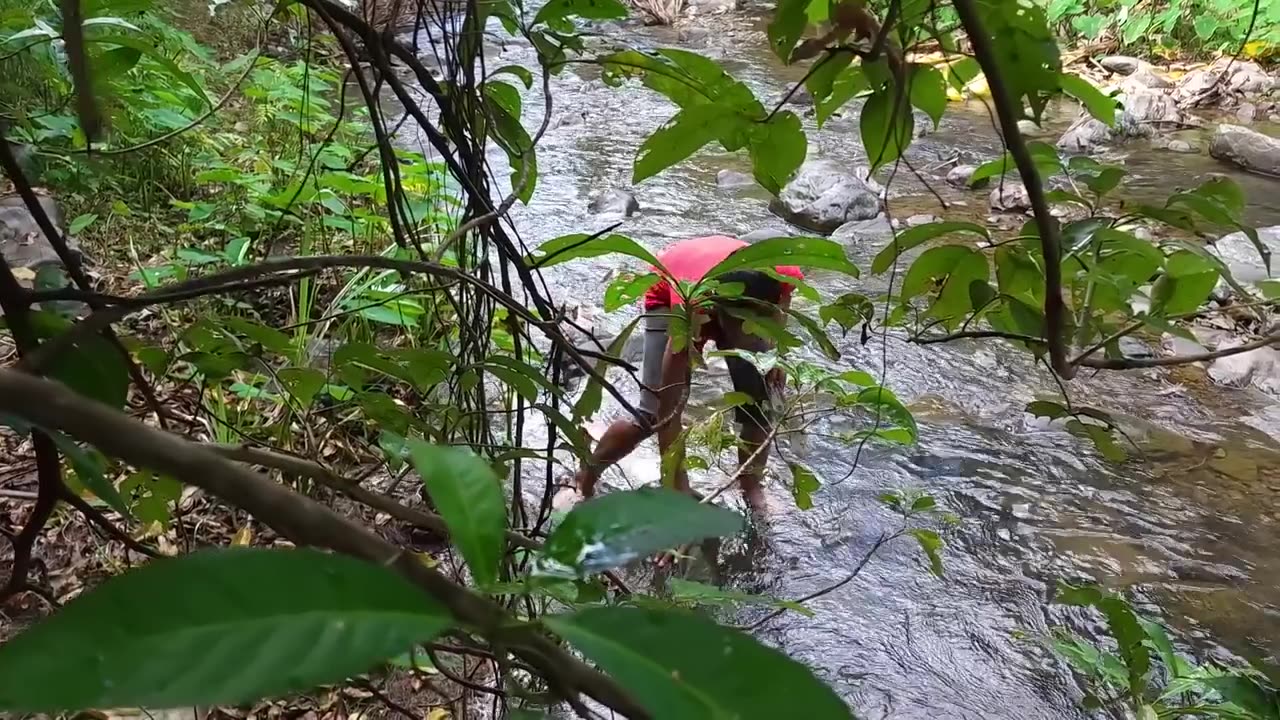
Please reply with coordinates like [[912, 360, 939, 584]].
[[393, 7, 1280, 717]]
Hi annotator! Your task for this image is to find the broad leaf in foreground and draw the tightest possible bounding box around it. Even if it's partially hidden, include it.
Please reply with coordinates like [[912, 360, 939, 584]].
[[0, 549, 450, 712], [409, 441, 507, 587], [535, 488, 742, 577], [546, 607, 852, 719]]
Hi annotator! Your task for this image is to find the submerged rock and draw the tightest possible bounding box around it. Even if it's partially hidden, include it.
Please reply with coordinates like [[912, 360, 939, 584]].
[[1057, 87, 1180, 152], [588, 188, 640, 216], [1173, 59, 1276, 107], [769, 160, 883, 234], [1100, 55, 1141, 75], [989, 181, 1031, 213], [739, 225, 796, 242], [1209, 124, 1280, 176], [946, 164, 985, 188], [716, 169, 756, 189], [1207, 342, 1280, 396]]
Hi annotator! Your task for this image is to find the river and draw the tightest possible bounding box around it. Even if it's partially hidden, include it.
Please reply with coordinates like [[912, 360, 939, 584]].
[[396, 7, 1280, 718]]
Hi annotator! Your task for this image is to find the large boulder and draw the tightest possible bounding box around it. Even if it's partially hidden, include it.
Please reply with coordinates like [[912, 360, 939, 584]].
[[769, 160, 883, 234], [946, 164, 983, 188], [1209, 124, 1280, 176], [1057, 87, 1180, 152], [1173, 59, 1276, 107], [739, 225, 796, 242], [588, 188, 640, 216], [1207, 342, 1280, 396], [1100, 55, 1141, 75], [0, 193, 85, 317], [716, 169, 756, 189]]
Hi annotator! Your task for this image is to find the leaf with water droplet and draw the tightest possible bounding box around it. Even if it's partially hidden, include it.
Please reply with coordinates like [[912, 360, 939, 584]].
[[535, 488, 742, 578]]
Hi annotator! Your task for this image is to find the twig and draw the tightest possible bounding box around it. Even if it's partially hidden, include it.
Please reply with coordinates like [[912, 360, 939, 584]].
[[0, 368, 648, 719], [952, 0, 1073, 379], [0, 489, 38, 500], [908, 329, 1043, 345], [748, 532, 892, 630], [58, 484, 160, 559], [1076, 333, 1280, 369]]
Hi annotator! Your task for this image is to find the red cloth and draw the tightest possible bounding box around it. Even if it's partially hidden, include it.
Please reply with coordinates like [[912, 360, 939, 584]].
[[642, 235, 804, 310]]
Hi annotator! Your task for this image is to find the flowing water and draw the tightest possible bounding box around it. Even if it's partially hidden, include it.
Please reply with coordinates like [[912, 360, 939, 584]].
[[397, 8, 1280, 718]]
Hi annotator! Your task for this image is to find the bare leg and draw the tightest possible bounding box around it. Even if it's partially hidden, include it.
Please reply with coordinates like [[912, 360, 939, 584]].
[[574, 419, 650, 497], [736, 420, 771, 512], [655, 347, 691, 493]]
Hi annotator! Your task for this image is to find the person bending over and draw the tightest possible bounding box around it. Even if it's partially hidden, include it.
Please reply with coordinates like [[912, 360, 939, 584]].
[[572, 235, 803, 513]]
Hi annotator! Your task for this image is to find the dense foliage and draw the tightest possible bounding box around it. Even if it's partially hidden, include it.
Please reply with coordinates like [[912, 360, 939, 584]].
[[0, 0, 1277, 717]]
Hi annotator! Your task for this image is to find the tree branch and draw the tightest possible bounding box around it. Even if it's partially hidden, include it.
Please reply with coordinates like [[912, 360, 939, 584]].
[[0, 369, 647, 718], [1075, 333, 1280, 370], [951, 0, 1074, 379]]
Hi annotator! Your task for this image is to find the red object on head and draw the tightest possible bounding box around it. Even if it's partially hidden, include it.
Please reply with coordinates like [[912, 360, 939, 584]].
[[642, 235, 804, 310]]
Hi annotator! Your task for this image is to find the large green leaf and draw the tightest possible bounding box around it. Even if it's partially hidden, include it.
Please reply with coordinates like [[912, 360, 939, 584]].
[[1059, 73, 1116, 127], [485, 90, 537, 204], [408, 442, 507, 588], [0, 549, 450, 711], [748, 110, 806, 195], [860, 85, 914, 171], [545, 607, 852, 718], [975, 0, 1060, 121], [816, 64, 869, 126], [635, 104, 734, 185], [666, 578, 813, 617], [767, 0, 810, 61], [529, 232, 664, 270], [789, 461, 821, 509], [88, 34, 211, 106], [908, 64, 947, 129], [533, 0, 627, 24], [702, 236, 859, 280], [870, 221, 989, 274], [45, 333, 130, 411], [536, 488, 742, 577]]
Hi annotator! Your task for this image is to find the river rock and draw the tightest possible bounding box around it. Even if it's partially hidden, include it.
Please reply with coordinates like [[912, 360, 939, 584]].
[[905, 213, 939, 227], [716, 169, 756, 189], [1100, 55, 1141, 75], [1209, 225, 1280, 290], [769, 160, 883, 234], [1209, 124, 1280, 176], [1174, 59, 1276, 107], [946, 164, 985, 188], [1017, 119, 1048, 138], [1237, 102, 1258, 123], [684, 0, 737, 15], [989, 181, 1031, 212], [1207, 342, 1280, 396], [0, 193, 77, 271], [1167, 139, 1197, 153], [785, 86, 814, 107], [1057, 87, 1177, 152], [588, 188, 640, 216], [1121, 63, 1173, 92], [832, 214, 893, 244]]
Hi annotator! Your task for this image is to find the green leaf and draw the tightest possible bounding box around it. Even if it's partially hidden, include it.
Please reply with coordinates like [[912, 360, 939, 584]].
[[222, 317, 292, 355], [573, 316, 641, 419], [278, 368, 325, 408], [536, 488, 743, 578], [68, 213, 98, 234], [870, 221, 989, 274], [605, 272, 661, 312], [1067, 419, 1127, 462], [43, 332, 129, 410], [908, 64, 947, 129], [545, 607, 851, 718], [855, 386, 918, 442], [788, 462, 820, 509], [1139, 619, 1192, 680], [88, 34, 212, 106], [1026, 400, 1069, 419], [784, 307, 839, 360], [748, 110, 806, 195], [860, 85, 914, 171], [533, 0, 627, 25], [485, 363, 539, 402], [1199, 676, 1279, 717], [408, 442, 507, 588], [485, 92, 537, 204], [702, 236, 859, 279], [492, 64, 534, 89], [0, 548, 450, 711], [977, 0, 1059, 121], [820, 292, 874, 333], [768, 0, 810, 61], [666, 578, 813, 617], [529, 233, 663, 271], [908, 528, 944, 577], [635, 104, 734, 185], [816, 64, 869, 126], [1059, 73, 1117, 127], [1097, 597, 1151, 697], [805, 50, 854, 105], [1150, 262, 1218, 317]]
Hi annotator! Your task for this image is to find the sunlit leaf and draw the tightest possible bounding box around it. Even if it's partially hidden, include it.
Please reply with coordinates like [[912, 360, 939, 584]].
[[870, 221, 989, 274], [408, 442, 507, 587]]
